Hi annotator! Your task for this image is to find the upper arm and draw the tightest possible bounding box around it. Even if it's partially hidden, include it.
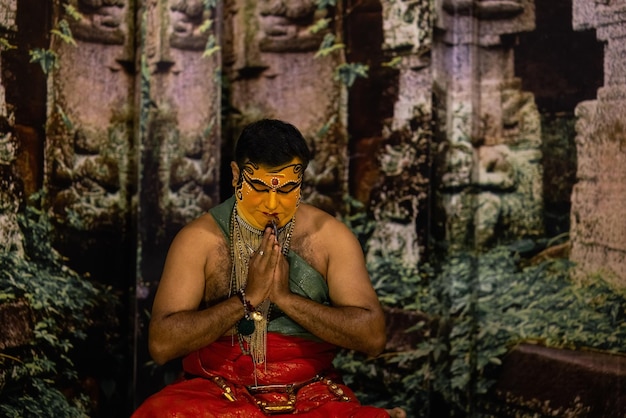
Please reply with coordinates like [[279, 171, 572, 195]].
[[151, 219, 216, 321], [323, 217, 380, 311]]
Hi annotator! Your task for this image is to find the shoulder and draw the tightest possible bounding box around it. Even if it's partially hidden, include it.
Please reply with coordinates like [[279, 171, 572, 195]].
[[296, 204, 348, 233], [168, 212, 227, 256], [294, 204, 361, 255]]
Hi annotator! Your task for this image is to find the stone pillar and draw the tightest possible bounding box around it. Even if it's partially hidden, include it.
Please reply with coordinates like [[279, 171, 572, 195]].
[[225, 0, 347, 215], [47, 0, 135, 236], [364, 0, 433, 270], [134, 0, 221, 404], [433, 0, 543, 251], [143, 0, 221, 232], [571, 0, 626, 286]]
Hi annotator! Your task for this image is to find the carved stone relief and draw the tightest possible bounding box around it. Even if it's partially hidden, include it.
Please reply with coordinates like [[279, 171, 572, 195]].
[[0, 1, 23, 254], [47, 3, 133, 232], [169, 0, 210, 51], [141, 0, 219, 230], [382, 0, 432, 53], [0, 112, 22, 254], [70, 0, 128, 45], [257, 0, 326, 53], [226, 0, 346, 214], [303, 126, 342, 215], [363, 1, 433, 269], [442, 0, 524, 19], [435, 0, 535, 45], [366, 132, 424, 267], [432, 0, 542, 251]]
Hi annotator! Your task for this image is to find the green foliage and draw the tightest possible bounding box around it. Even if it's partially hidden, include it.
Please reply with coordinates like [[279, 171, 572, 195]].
[[203, 34, 220, 58], [311, 3, 369, 88], [29, 48, 58, 75], [51, 20, 77, 46], [0, 38, 17, 51], [0, 193, 120, 417], [309, 17, 331, 34], [63, 3, 82, 21], [314, 33, 345, 58], [337, 195, 375, 250], [335, 62, 369, 88], [316, 0, 336, 8], [335, 243, 626, 416], [27, 4, 81, 75], [199, 12, 221, 58]]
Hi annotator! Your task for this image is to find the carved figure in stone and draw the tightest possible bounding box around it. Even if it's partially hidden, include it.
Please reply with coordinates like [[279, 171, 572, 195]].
[[438, 142, 475, 249], [50, 127, 125, 230], [169, 0, 210, 51], [0, 118, 23, 254], [472, 143, 518, 248], [303, 136, 340, 215], [501, 84, 541, 148], [438, 140, 530, 249], [383, 0, 433, 53], [367, 143, 420, 268], [442, 0, 524, 19], [166, 134, 217, 225], [257, 0, 327, 52], [71, 0, 127, 44]]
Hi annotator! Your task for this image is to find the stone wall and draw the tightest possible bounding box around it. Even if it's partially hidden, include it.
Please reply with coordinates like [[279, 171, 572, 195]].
[[432, 0, 544, 251], [571, 0, 626, 287]]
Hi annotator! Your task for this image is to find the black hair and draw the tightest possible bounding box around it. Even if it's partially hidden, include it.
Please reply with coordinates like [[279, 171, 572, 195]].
[[234, 119, 311, 170]]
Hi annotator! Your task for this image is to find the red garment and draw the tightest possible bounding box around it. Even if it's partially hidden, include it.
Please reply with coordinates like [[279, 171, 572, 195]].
[[132, 333, 390, 417]]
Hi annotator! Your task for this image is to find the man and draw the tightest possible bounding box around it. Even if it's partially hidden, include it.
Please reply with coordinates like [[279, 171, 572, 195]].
[[133, 119, 401, 417]]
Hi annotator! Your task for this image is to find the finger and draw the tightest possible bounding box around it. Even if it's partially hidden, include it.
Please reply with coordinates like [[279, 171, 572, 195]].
[[260, 225, 276, 256]]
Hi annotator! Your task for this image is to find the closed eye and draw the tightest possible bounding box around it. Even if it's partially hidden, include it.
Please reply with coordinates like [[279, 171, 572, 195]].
[[247, 179, 300, 194]]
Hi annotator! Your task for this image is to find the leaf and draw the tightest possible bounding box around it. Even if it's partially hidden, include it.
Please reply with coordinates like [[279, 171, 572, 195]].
[[51, 20, 76, 46], [29, 48, 58, 74], [309, 17, 330, 34], [0, 37, 17, 50], [316, 0, 336, 8], [335, 62, 368, 87], [63, 4, 83, 21]]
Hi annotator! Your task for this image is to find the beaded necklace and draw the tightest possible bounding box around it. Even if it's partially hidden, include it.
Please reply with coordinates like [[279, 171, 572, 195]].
[[229, 204, 295, 372]]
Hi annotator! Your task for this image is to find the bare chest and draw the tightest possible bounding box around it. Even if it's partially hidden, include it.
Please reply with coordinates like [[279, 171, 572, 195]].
[[202, 232, 326, 305]]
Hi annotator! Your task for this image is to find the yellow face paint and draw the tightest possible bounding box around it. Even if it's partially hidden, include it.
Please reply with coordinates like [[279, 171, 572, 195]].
[[234, 158, 304, 229]]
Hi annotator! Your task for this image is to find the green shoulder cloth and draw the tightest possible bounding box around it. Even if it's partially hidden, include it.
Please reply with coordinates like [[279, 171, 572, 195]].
[[209, 196, 330, 340]]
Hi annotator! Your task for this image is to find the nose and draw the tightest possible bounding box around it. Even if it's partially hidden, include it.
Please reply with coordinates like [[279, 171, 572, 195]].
[[265, 190, 278, 210]]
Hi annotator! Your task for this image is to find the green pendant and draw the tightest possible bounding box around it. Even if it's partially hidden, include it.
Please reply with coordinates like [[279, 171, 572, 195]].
[[238, 318, 255, 336]]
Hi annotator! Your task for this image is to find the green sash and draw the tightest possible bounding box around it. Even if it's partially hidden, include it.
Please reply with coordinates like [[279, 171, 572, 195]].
[[209, 196, 330, 340]]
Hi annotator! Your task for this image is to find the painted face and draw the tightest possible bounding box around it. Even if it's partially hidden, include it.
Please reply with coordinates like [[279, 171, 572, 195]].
[[233, 158, 304, 229]]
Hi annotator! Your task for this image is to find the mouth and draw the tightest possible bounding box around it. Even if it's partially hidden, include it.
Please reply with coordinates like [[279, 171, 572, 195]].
[[262, 212, 279, 220]]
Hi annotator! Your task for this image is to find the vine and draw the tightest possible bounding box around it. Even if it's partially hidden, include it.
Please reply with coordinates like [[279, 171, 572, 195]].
[[0, 193, 120, 417], [336, 204, 626, 416]]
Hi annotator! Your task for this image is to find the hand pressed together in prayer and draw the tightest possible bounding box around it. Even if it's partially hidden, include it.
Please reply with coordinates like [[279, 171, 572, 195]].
[[133, 119, 401, 418], [245, 226, 290, 307]]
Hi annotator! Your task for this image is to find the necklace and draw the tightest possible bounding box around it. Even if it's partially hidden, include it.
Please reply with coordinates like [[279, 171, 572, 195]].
[[229, 204, 295, 371]]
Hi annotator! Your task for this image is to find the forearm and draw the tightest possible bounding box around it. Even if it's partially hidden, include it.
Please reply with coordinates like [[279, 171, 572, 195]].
[[275, 294, 386, 357], [149, 296, 244, 364]]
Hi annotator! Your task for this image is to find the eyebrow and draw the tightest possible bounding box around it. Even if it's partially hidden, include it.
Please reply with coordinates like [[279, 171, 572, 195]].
[[243, 176, 301, 192]]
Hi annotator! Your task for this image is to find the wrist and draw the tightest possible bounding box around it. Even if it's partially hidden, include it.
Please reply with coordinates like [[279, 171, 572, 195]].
[[236, 288, 263, 321]]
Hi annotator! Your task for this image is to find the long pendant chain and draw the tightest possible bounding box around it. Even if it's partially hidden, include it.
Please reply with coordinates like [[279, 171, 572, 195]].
[[229, 206, 295, 372]]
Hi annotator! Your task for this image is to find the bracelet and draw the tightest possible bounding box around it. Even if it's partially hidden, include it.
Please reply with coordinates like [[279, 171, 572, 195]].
[[236, 288, 253, 315], [236, 288, 263, 337]]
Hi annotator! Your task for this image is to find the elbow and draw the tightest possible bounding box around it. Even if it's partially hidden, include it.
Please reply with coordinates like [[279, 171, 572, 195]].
[[365, 331, 387, 358], [148, 334, 174, 366], [361, 317, 387, 357]]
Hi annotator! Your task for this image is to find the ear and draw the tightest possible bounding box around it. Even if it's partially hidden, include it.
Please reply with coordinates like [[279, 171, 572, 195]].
[[230, 161, 240, 188]]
